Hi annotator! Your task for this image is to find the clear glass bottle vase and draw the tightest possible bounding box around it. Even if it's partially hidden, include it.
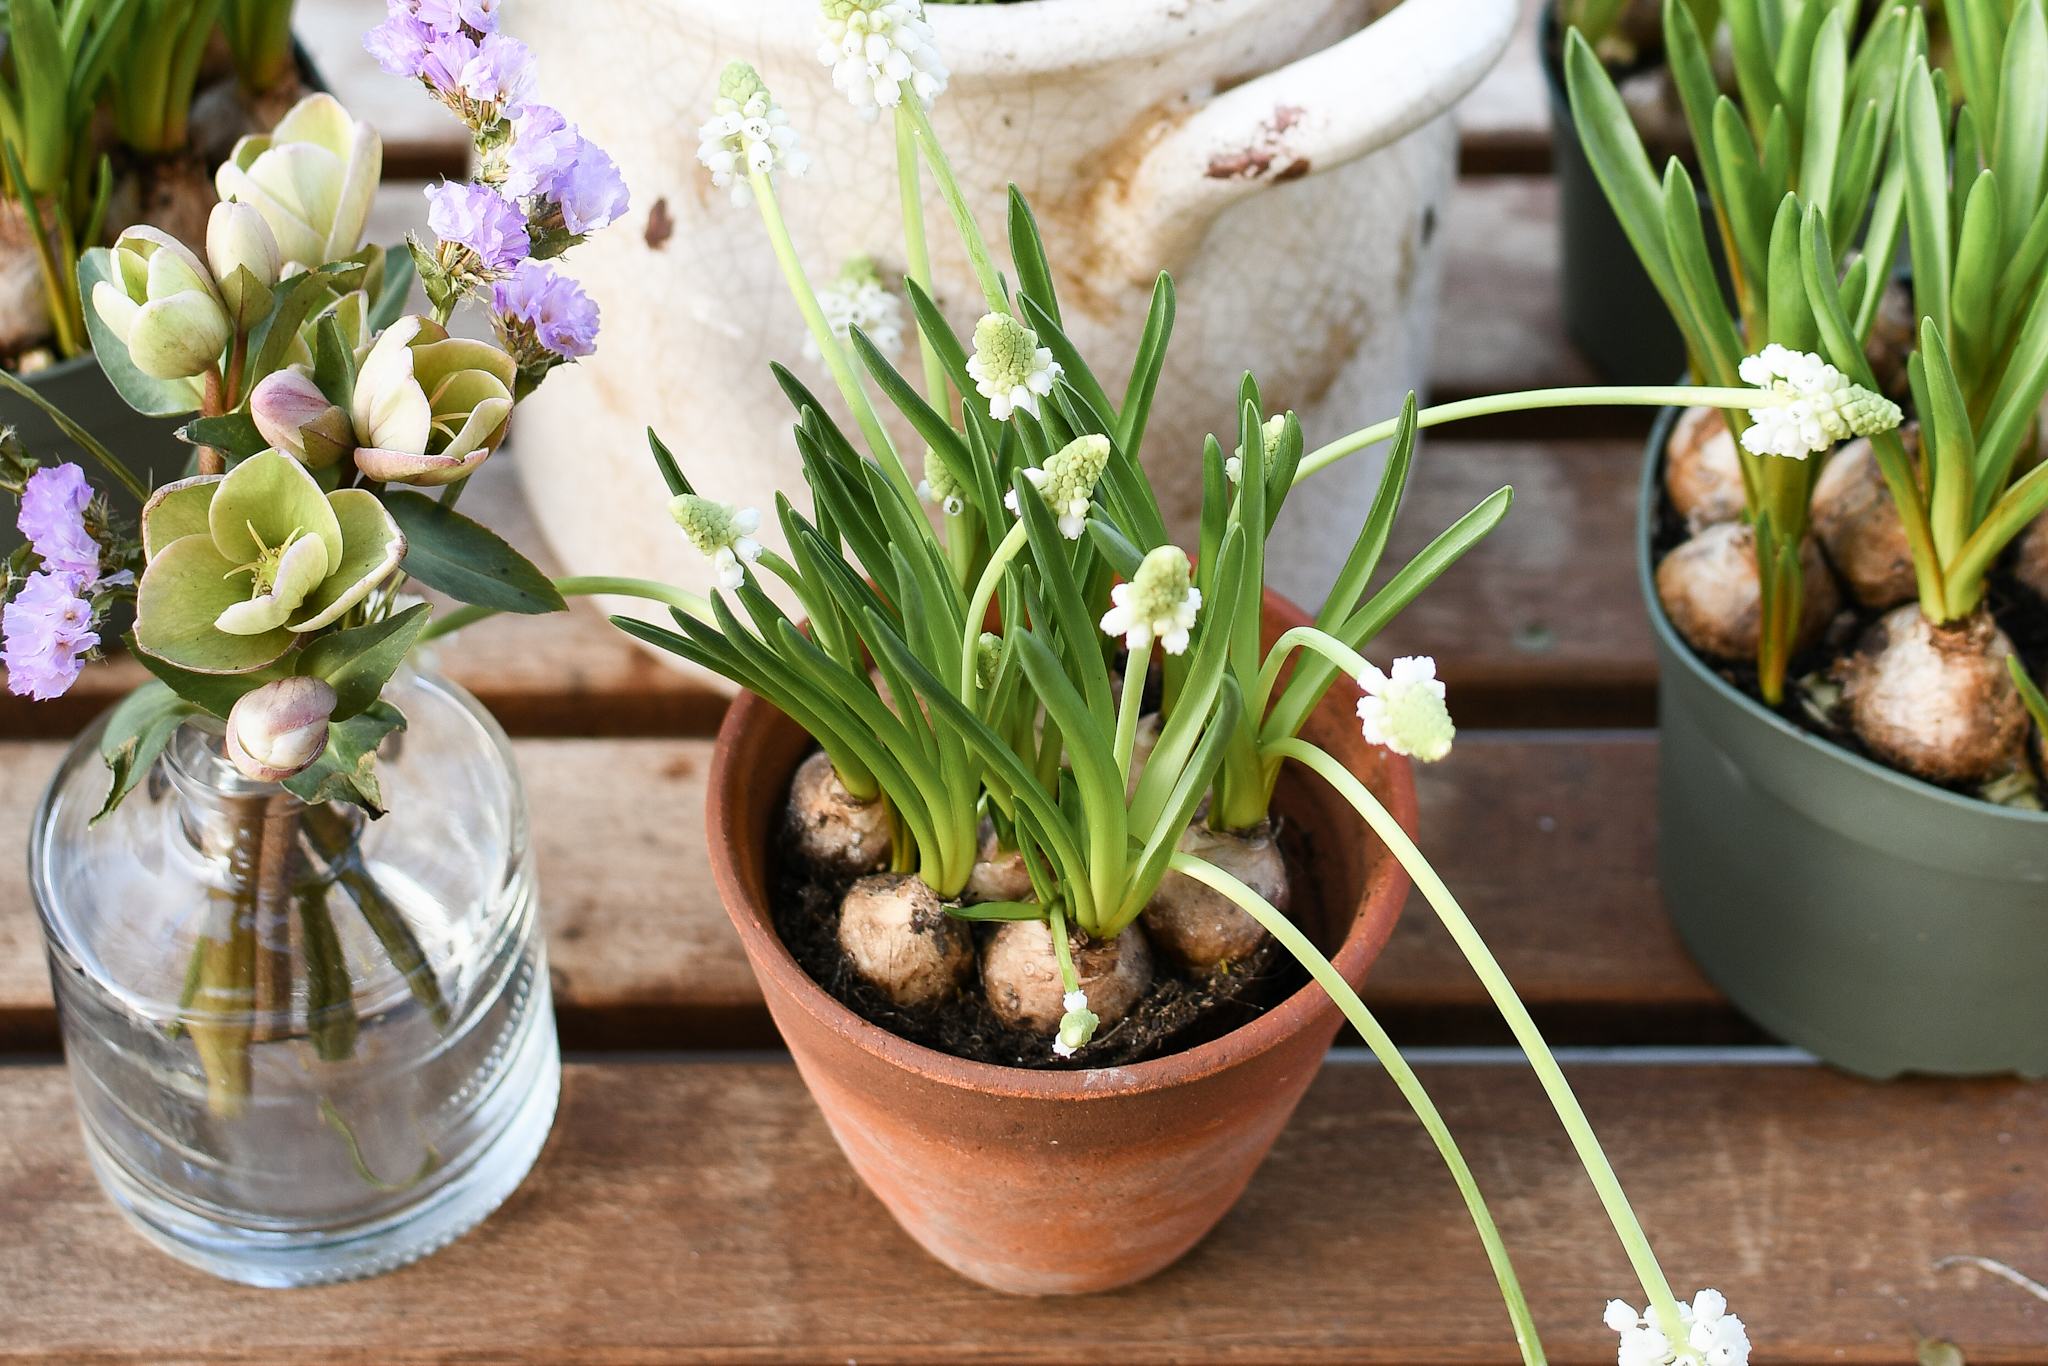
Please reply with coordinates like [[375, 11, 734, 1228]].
[[30, 664, 559, 1287]]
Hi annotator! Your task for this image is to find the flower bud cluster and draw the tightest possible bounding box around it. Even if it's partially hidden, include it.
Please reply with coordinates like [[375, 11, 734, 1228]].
[[806, 255, 905, 371], [671, 494, 765, 591], [1006, 433, 1109, 539], [918, 455, 965, 517], [1227, 414, 1286, 484], [695, 62, 810, 208], [1053, 989, 1098, 1058], [1737, 344, 1903, 460], [1356, 655, 1454, 762], [816, 0, 949, 123], [967, 312, 1062, 421], [1099, 544, 1202, 657], [1604, 1291, 1750, 1366]]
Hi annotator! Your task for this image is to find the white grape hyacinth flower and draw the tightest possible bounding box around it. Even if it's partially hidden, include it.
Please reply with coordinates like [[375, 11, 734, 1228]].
[[1099, 545, 1202, 657], [1737, 344, 1902, 459], [1226, 413, 1286, 484], [918, 454, 965, 516], [1004, 433, 1109, 539], [1356, 655, 1455, 762], [967, 311, 1061, 421], [695, 62, 810, 207], [816, 0, 948, 123], [805, 254, 904, 371], [1054, 988, 1097, 1057], [670, 493, 764, 591], [1604, 1291, 1751, 1366]]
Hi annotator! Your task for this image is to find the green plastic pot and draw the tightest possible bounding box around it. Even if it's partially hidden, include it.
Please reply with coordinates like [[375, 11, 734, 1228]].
[[0, 352, 189, 557], [1640, 406, 2048, 1079]]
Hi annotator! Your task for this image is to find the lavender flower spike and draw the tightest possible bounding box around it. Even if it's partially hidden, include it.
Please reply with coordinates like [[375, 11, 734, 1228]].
[[427, 180, 530, 271], [492, 260, 600, 360], [502, 104, 581, 199], [3, 572, 98, 699], [553, 140, 631, 236], [19, 464, 101, 584]]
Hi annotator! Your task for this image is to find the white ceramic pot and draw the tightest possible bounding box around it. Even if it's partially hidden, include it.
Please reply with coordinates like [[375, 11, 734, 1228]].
[[500, 0, 1514, 673]]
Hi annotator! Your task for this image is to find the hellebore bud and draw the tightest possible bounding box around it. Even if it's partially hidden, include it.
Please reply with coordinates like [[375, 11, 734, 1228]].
[[91, 228, 232, 381], [207, 200, 282, 328], [216, 94, 383, 270], [225, 676, 338, 782], [350, 316, 516, 486], [250, 369, 355, 469]]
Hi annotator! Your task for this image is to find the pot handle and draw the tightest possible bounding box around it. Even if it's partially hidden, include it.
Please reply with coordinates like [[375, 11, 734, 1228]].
[[1091, 0, 1517, 281]]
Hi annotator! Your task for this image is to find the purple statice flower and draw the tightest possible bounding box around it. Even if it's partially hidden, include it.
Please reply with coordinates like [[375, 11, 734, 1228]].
[[364, 11, 436, 77], [18, 464, 100, 584], [503, 104, 581, 199], [493, 260, 600, 359], [415, 0, 499, 31], [553, 139, 631, 235], [427, 180, 531, 270], [418, 27, 480, 92], [458, 33, 535, 110], [3, 572, 97, 700]]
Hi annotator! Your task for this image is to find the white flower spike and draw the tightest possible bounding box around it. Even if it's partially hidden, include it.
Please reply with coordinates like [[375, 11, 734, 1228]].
[[815, 0, 948, 123], [1604, 1292, 1750, 1366], [1737, 344, 1901, 459], [1227, 414, 1285, 484], [1005, 433, 1109, 539], [695, 62, 809, 208], [806, 255, 904, 372], [1100, 545, 1202, 657], [918, 455, 965, 517], [967, 311, 1061, 421], [670, 493, 764, 590], [1356, 655, 1454, 762], [1054, 988, 1097, 1057]]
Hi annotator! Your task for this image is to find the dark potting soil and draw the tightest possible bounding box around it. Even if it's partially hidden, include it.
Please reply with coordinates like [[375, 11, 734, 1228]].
[[1648, 437, 2048, 798], [767, 767, 1316, 1070]]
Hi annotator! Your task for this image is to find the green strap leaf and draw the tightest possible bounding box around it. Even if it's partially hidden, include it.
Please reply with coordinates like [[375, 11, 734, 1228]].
[[295, 603, 433, 721], [380, 491, 567, 614]]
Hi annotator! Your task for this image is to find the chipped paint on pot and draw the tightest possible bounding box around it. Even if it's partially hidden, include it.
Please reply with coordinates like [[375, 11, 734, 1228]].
[[704, 589, 1417, 1294]]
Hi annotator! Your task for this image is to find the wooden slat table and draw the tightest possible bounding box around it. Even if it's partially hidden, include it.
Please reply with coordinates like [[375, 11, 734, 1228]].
[[6, 8, 2045, 1362]]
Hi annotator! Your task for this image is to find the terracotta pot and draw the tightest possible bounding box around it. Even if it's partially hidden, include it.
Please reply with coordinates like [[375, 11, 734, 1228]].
[[498, 0, 1516, 670], [705, 590, 1417, 1294]]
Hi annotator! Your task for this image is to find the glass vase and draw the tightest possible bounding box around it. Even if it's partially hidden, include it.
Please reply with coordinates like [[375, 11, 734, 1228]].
[[30, 664, 559, 1287]]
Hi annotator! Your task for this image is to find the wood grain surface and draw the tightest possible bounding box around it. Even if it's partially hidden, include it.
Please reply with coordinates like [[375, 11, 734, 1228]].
[[3, 1060, 2044, 1364]]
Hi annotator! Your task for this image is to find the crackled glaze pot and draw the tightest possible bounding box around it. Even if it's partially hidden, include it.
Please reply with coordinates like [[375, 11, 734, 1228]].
[[498, 0, 1514, 670]]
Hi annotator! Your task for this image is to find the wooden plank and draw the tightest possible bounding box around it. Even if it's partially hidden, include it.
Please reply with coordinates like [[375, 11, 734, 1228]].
[[3, 1059, 2045, 1363], [0, 734, 1737, 1054]]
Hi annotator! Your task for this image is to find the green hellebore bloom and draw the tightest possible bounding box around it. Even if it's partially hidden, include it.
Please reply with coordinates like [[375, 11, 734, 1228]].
[[215, 93, 383, 271], [89, 228, 233, 381], [350, 316, 518, 486], [134, 450, 406, 674]]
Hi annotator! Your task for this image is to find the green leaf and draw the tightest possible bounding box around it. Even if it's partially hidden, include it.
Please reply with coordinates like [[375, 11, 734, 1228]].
[[1767, 193, 1819, 350], [1115, 272, 1175, 466], [283, 702, 405, 815], [128, 633, 297, 717], [1725, 0, 1786, 143], [1901, 58, 1953, 351], [1664, 0, 1725, 205], [1662, 159, 1744, 383], [370, 245, 416, 333], [1798, 11, 1847, 205], [313, 312, 355, 415], [1951, 169, 2004, 388], [295, 603, 432, 721], [1712, 97, 1773, 294], [78, 248, 202, 417], [176, 413, 267, 462], [1564, 32, 1689, 341], [1995, 0, 2048, 254], [944, 900, 1048, 922], [2009, 655, 2048, 735], [1918, 318, 1978, 565], [247, 267, 342, 387], [94, 680, 200, 823], [380, 491, 567, 614], [1006, 185, 1060, 331]]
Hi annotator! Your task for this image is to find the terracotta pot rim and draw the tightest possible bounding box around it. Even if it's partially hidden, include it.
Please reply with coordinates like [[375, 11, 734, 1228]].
[[707, 653, 1417, 1104]]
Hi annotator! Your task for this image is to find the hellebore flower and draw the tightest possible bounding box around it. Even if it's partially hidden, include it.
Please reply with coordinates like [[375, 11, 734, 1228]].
[[350, 315, 518, 485], [1007, 433, 1109, 539], [670, 494, 763, 591], [426, 179, 530, 272], [250, 369, 356, 468], [19, 464, 102, 583], [90, 228, 232, 381], [695, 62, 809, 207], [806, 255, 903, 371], [1737, 345, 1902, 460], [206, 200, 283, 328], [226, 676, 338, 782], [1100, 544, 1201, 656], [1227, 414, 1285, 484], [816, 0, 949, 123], [967, 312, 1060, 421], [3, 572, 98, 699], [216, 94, 383, 271], [1356, 656, 1454, 762], [491, 260, 600, 361], [133, 451, 404, 674]]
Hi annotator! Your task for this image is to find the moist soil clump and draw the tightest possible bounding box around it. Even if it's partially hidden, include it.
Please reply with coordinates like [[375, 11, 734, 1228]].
[[769, 754, 1314, 1070]]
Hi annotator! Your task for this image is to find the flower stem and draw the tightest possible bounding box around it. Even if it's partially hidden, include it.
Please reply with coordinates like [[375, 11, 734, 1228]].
[[1114, 646, 1149, 784], [1167, 849, 1548, 1366], [1263, 736, 1689, 1341], [748, 166, 919, 507], [894, 101, 948, 409], [1296, 386, 1764, 483], [902, 98, 1007, 315], [416, 575, 713, 643], [1249, 626, 1370, 736], [959, 520, 1028, 702], [0, 368, 151, 500]]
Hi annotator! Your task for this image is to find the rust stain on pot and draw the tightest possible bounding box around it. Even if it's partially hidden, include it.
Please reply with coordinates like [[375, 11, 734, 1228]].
[[1041, 95, 1201, 319], [1206, 105, 1309, 180]]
